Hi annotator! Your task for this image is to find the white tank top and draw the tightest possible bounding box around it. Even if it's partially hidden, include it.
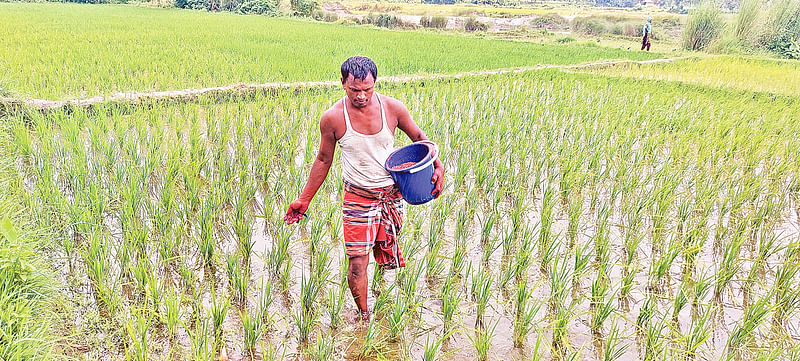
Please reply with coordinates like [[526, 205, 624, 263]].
[[338, 94, 395, 188]]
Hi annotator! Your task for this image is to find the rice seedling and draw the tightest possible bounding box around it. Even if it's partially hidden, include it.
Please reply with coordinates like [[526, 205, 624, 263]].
[[162, 289, 182, 338], [241, 307, 264, 357], [225, 254, 248, 305], [441, 276, 461, 333], [727, 294, 772, 358], [124, 309, 152, 361], [513, 281, 540, 347], [468, 319, 497, 361], [422, 330, 454, 361], [307, 333, 335, 361], [601, 322, 627, 361], [359, 317, 385, 359], [210, 289, 229, 341]]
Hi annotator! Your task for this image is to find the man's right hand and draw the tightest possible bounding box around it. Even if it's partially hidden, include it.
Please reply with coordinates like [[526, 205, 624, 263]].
[[284, 199, 310, 225]]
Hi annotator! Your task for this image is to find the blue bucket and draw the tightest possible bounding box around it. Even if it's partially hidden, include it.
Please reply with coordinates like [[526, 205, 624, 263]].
[[385, 141, 438, 205]]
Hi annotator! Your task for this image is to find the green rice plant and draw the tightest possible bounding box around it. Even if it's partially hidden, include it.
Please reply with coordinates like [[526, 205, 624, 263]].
[[387, 293, 410, 342], [715, 229, 745, 302], [591, 291, 615, 337], [676, 305, 711, 361], [450, 239, 467, 279], [293, 305, 317, 346], [197, 196, 218, 269], [233, 184, 256, 267], [400, 260, 424, 307], [374, 284, 395, 318], [187, 314, 215, 361], [307, 333, 334, 361], [371, 263, 385, 297], [422, 330, 455, 361], [642, 318, 667, 361], [124, 309, 152, 361], [602, 322, 628, 361], [359, 317, 384, 359], [441, 276, 461, 333], [480, 213, 496, 247], [210, 290, 229, 341], [472, 266, 493, 325], [225, 254, 248, 305], [572, 240, 592, 298], [671, 280, 689, 326], [566, 191, 583, 250], [425, 234, 445, 282], [513, 281, 540, 347], [241, 307, 264, 357], [636, 294, 656, 334], [727, 294, 772, 358], [468, 319, 497, 361], [258, 279, 274, 325], [162, 289, 182, 338], [772, 244, 799, 334]]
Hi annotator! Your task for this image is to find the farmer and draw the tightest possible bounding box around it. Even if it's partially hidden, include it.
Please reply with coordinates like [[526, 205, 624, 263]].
[[283, 56, 444, 321], [641, 17, 652, 51]]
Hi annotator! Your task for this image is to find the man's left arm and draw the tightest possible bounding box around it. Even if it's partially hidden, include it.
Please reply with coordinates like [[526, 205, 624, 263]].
[[392, 99, 445, 197]]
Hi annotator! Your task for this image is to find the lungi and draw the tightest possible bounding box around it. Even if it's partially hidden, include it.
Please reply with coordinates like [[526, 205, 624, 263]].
[[342, 181, 406, 269]]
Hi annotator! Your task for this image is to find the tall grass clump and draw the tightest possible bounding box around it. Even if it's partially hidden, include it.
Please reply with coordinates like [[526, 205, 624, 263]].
[[734, 0, 761, 43], [683, 0, 725, 50]]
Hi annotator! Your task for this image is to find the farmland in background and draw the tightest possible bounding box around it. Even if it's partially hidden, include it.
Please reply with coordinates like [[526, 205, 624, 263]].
[[572, 55, 800, 96], [1, 2, 800, 361], [0, 2, 659, 100]]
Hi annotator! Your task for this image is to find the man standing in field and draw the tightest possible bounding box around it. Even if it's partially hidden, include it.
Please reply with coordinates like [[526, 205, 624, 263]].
[[284, 56, 444, 321], [642, 17, 652, 51]]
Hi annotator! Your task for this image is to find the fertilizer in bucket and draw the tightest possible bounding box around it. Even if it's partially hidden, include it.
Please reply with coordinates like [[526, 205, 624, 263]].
[[385, 141, 438, 205]]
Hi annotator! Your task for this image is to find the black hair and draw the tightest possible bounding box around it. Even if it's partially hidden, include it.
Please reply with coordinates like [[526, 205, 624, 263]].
[[341, 56, 378, 82]]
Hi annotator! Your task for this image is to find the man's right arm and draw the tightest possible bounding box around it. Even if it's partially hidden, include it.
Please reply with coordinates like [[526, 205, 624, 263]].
[[284, 113, 337, 224]]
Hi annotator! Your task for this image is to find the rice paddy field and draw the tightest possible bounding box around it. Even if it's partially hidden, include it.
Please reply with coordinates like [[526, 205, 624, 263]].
[[2, 2, 800, 361], [0, 2, 660, 100]]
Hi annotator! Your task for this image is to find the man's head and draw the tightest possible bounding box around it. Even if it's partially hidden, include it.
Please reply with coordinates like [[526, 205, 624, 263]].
[[647, 17, 652, 22], [341, 56, 378, 108]]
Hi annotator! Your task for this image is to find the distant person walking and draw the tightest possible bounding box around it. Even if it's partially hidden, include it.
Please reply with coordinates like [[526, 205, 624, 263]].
[[284, 56, 444, 322], [642, 17, 652, 51]]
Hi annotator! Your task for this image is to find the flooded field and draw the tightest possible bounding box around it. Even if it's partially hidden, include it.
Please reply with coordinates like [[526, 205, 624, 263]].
[[10, 69, 800, 360]]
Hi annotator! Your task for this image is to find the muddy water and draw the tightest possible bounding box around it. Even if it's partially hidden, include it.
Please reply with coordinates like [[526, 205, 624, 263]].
[[206, 178, 800, 361]]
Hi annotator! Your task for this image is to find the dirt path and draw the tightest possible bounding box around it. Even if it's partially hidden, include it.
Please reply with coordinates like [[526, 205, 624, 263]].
[[0, 56, 687, 114]]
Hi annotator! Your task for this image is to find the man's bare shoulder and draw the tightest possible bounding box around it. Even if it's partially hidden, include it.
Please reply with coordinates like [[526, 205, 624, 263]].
[[379, 94, 410, 115], [321, 100, 346, 137]]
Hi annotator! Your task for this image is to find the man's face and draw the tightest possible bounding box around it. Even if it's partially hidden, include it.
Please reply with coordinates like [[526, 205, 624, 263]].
[[342, 73, 375, 109]]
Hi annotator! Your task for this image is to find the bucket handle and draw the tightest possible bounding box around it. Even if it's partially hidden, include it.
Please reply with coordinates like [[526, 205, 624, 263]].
[[408, 149, 438, 174]]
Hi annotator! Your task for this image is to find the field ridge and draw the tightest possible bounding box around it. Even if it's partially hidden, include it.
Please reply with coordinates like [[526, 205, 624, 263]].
[[0, 56, 686, 114]]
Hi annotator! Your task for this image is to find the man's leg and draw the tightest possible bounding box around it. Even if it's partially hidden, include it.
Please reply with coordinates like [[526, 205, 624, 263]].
[[348, 254, 370, 318], [646, 42, 651, 51]]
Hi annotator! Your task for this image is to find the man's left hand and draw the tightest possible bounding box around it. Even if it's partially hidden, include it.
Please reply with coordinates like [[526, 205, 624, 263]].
[[431, 164, 444, 198]]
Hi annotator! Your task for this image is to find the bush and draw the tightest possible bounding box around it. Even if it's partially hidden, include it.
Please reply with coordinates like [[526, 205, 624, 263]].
[[556, 35, 575, 43], [571, 17, 612, 35], [239, 0, 277, 15], [290, 0, 318, 17], [682, 0, 724, 50], [175, 0, 209, 9], [760, 0, 800, 57], [374, 13, 401, 28], [420, 15, 447, 29], [312, 9, 338, 22], [464, 16, 488, 32], [529, 13, 568, 30]]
